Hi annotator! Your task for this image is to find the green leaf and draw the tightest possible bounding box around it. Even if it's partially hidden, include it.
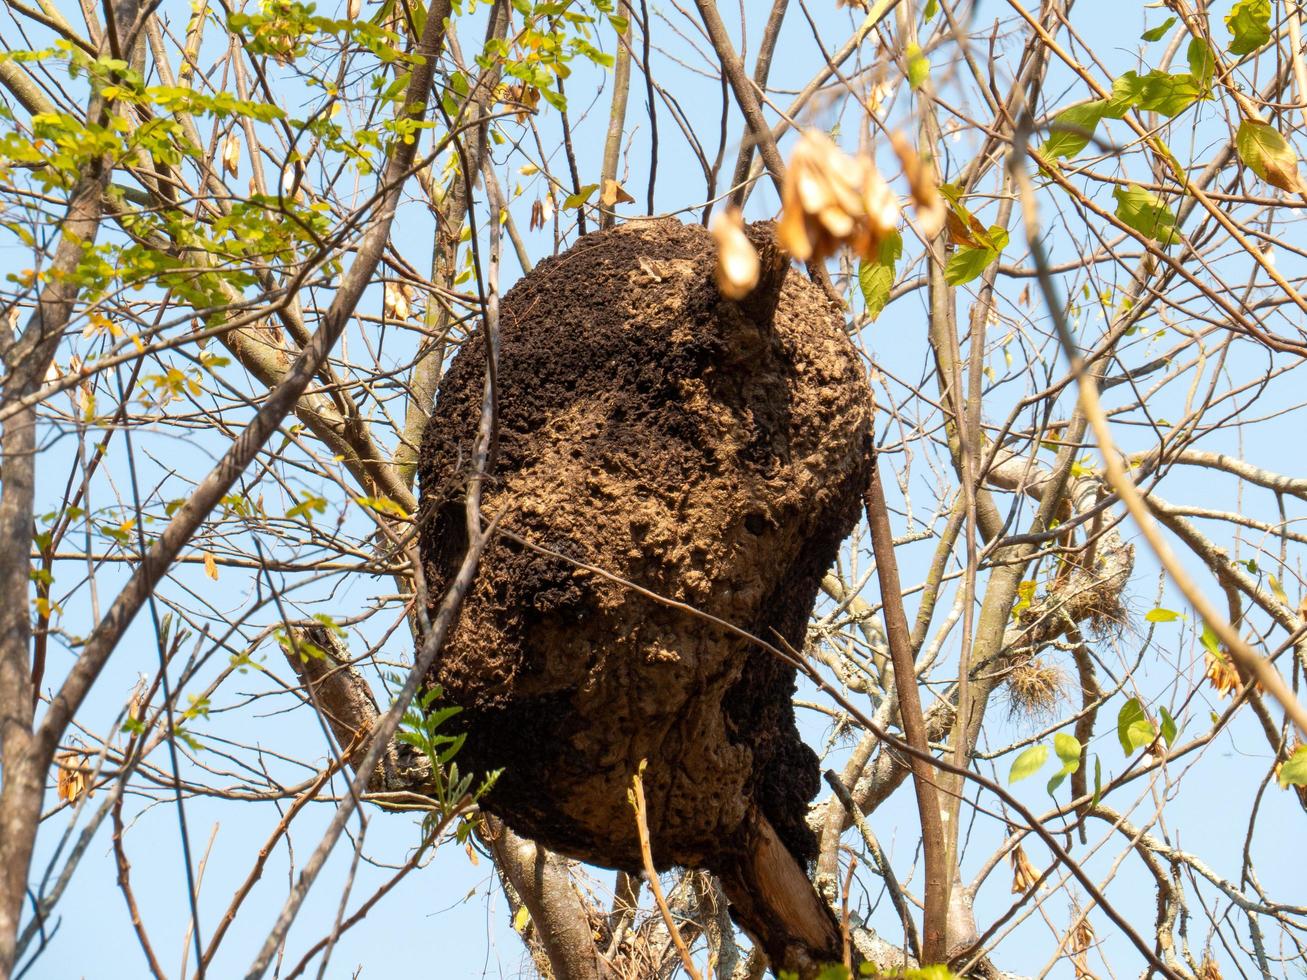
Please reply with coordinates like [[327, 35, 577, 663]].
[[857, 228, 902, 322], [1009, 743, 1049, 783], [923, 0, 939, 21], [1047, 732, 1083, 794], [1200, 622, 1221, 654], [1268, 574, 1290, 605], [1279, 745, 1307, 788], [1117, 697, 1156, 755], [561, 183, 598, 209], [1112, 70, 1204, 117], [1041, 101, 1107, 160], [512, 905, 531, 933], [1054, 732, 1082, 767], [1090, 756, 1103, 808], [1226, 0, 1271, 55], [1236, 119, 1304, 193], [1113, 184, 1178, 245], [1187, 37, 1215, 91], [1144, 607, 1181, 623], [945, 245, 999, 286], [1159, 706, 1178, 746], [906, 45, 930, 89], [1141, 17, 1176, 41]]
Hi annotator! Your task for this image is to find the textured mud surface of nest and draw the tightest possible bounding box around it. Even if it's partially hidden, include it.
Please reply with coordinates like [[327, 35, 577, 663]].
[[418, 218, 872, 874]]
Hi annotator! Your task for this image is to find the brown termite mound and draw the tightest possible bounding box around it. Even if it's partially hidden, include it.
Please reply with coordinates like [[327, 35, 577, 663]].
[[418, 217, 872, 972]]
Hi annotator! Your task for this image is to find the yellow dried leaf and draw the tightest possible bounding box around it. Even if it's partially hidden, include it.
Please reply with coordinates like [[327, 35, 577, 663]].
[[512, 904, 530, 933], [204, 551, 218, 580], [415, 163, 436, 202], [601, 179, 635, 208], [710, 208, 760, 301], [865, 79, 895, 115]]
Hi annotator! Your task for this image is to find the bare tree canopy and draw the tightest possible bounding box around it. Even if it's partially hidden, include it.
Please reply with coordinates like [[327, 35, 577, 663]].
[[1, 0, 1306, 978]]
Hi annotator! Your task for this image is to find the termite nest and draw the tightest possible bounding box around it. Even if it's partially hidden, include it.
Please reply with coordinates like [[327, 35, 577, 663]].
[[418, 217, 873, 877]]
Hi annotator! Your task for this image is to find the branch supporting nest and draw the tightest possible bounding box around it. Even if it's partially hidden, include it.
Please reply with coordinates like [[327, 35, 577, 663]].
[[284, 624, 430, 797]]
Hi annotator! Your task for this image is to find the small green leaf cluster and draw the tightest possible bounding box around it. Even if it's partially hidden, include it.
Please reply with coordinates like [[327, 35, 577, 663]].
[[396, 684, 502, 837], [1041, 36, 1216, 165], [939, 184, 1009, 287], [1008, 731, 1084, 795], [1116, 696, 1178, 755], [228, 1, 416, 67], [478, 0, 625, 116]]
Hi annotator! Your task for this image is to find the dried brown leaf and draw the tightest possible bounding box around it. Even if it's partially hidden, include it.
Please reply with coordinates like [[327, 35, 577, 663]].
[[601, 179, 636, 208]]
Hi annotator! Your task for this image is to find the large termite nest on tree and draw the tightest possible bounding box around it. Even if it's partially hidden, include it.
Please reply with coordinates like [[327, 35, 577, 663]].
[[417, 217, 872, 877]]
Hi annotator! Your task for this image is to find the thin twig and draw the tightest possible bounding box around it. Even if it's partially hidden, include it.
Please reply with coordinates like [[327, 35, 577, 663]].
[[629, 761, 701, 980]]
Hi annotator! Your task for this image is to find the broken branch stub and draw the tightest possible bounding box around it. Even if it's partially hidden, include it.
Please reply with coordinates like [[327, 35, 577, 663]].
[[418, 218, 873, 971]]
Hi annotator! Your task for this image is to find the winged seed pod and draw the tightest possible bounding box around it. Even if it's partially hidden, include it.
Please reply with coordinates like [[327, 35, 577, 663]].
[[1204, 647, 1241, 698], [383, 280, 413, 321], [55, 751, 92, 804], [777, 130, 899, 263], [1070, 917, 1095, 978], [1009, 841, 1039, 893], [221, 134, 241, 178], [890, 130, 945, 238], [530, 194, 554, 231], [710, 208, 760, 300]]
